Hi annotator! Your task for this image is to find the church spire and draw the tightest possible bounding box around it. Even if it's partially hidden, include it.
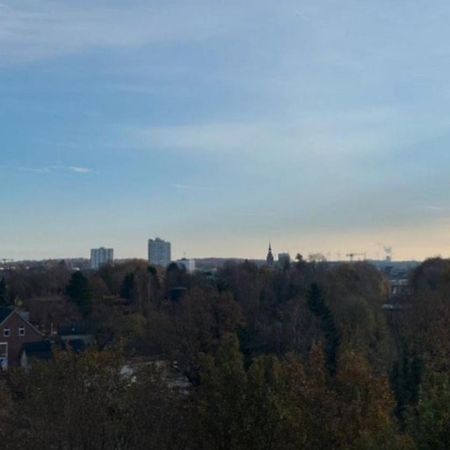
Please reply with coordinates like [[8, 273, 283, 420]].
[[266, 242, 274, 266]]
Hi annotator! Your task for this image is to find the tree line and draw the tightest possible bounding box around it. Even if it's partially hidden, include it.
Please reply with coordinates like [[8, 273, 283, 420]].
[[0, 257, 449, 449]]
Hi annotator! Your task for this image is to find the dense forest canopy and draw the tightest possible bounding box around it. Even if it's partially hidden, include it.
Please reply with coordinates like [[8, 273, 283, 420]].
[[0, 257, 449, 449]]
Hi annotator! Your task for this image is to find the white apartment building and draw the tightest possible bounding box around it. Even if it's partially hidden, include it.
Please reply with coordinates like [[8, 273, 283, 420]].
[[90, 247, 114, 270], [148, 238, 171, 267]]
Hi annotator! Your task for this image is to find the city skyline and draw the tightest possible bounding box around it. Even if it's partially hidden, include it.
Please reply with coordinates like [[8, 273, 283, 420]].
[[0, 237, 426, 263], [2, 1, 450, 261]]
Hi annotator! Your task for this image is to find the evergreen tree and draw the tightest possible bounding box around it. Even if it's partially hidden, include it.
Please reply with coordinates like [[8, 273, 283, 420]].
[[0, 278, 8, 307], [120, 273, 135, 301], [307, 283, 340, 375], [65, 272, 92, 315]]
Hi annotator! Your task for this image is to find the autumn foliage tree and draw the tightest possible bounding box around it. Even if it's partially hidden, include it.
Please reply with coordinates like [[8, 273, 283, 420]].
[[2, 257, 449, 449]]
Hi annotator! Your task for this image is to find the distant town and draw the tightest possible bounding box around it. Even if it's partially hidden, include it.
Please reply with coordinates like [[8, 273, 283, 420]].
[[0, 236, 420, 311], [1, 236, 420, 273]]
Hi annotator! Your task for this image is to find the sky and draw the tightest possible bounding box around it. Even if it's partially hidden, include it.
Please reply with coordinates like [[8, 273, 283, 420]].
[[1, 0, 450, 261]]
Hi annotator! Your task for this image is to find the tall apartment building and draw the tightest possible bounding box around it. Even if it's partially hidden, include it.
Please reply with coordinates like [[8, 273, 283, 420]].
[[148, 238, 171, 267], [90, 247, 114, 270]]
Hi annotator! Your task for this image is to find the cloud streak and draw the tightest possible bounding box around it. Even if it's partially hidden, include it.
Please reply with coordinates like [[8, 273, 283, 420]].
[[0, 165, 93, 174], [0, 0, 258, 66], [133, 108, 450, 165], [67, 166, 92, 174]]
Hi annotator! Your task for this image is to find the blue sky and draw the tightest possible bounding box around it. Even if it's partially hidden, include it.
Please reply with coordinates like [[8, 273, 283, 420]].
[[1, 0, 450, 260]]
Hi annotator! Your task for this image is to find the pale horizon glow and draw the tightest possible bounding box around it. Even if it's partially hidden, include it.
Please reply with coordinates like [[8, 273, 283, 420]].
[[1, 0, 450, 261]]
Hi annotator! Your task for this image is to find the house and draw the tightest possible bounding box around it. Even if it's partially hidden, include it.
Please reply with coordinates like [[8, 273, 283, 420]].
[[58, 321, 94, 348], [20, 340, 53, 370], [0, 307, 44, 369]]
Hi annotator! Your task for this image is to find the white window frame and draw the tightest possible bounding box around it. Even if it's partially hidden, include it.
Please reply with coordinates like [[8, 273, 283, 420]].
[[18, 326, 25, 337], [3, 328, 10, 337], [0, 342, 8, 369]]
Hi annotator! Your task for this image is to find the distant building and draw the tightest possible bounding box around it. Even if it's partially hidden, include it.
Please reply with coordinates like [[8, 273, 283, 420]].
[[176, 258, 196, 273], [278, 253, 291, 266], [266, 243, 274, 267], [148, 238, 171, 268], [90, 247, 114, 270]]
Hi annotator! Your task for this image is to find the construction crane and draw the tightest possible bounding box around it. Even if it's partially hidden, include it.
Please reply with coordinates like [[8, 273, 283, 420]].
[[346, 252, 366, 262]]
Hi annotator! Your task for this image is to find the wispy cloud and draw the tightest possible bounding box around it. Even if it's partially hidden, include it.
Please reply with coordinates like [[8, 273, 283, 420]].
[[172, 183, 195, 190], [0, 165, 93, 174], [171, 183, 213, 191], [420, 205, 450, 212], [66, 166, 92, 174], [133, 109, 441, 163], [0, 0, 255, 66]]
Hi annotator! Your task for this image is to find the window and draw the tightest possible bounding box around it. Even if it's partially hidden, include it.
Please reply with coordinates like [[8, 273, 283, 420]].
[[0, 343, 7, 370], [19, 326, 25, 337], [3, 328, 10, 337]]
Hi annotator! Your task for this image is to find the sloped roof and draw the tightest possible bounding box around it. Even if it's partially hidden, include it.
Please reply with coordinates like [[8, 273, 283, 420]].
[[58, 321, 92, 336], [21, 340, 53, 361], [0, 308, 44, 336], [0, 307, 13, 324]]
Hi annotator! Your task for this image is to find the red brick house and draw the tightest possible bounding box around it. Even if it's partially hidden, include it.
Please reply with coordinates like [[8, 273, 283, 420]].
[[0, 307, 44, 369]]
